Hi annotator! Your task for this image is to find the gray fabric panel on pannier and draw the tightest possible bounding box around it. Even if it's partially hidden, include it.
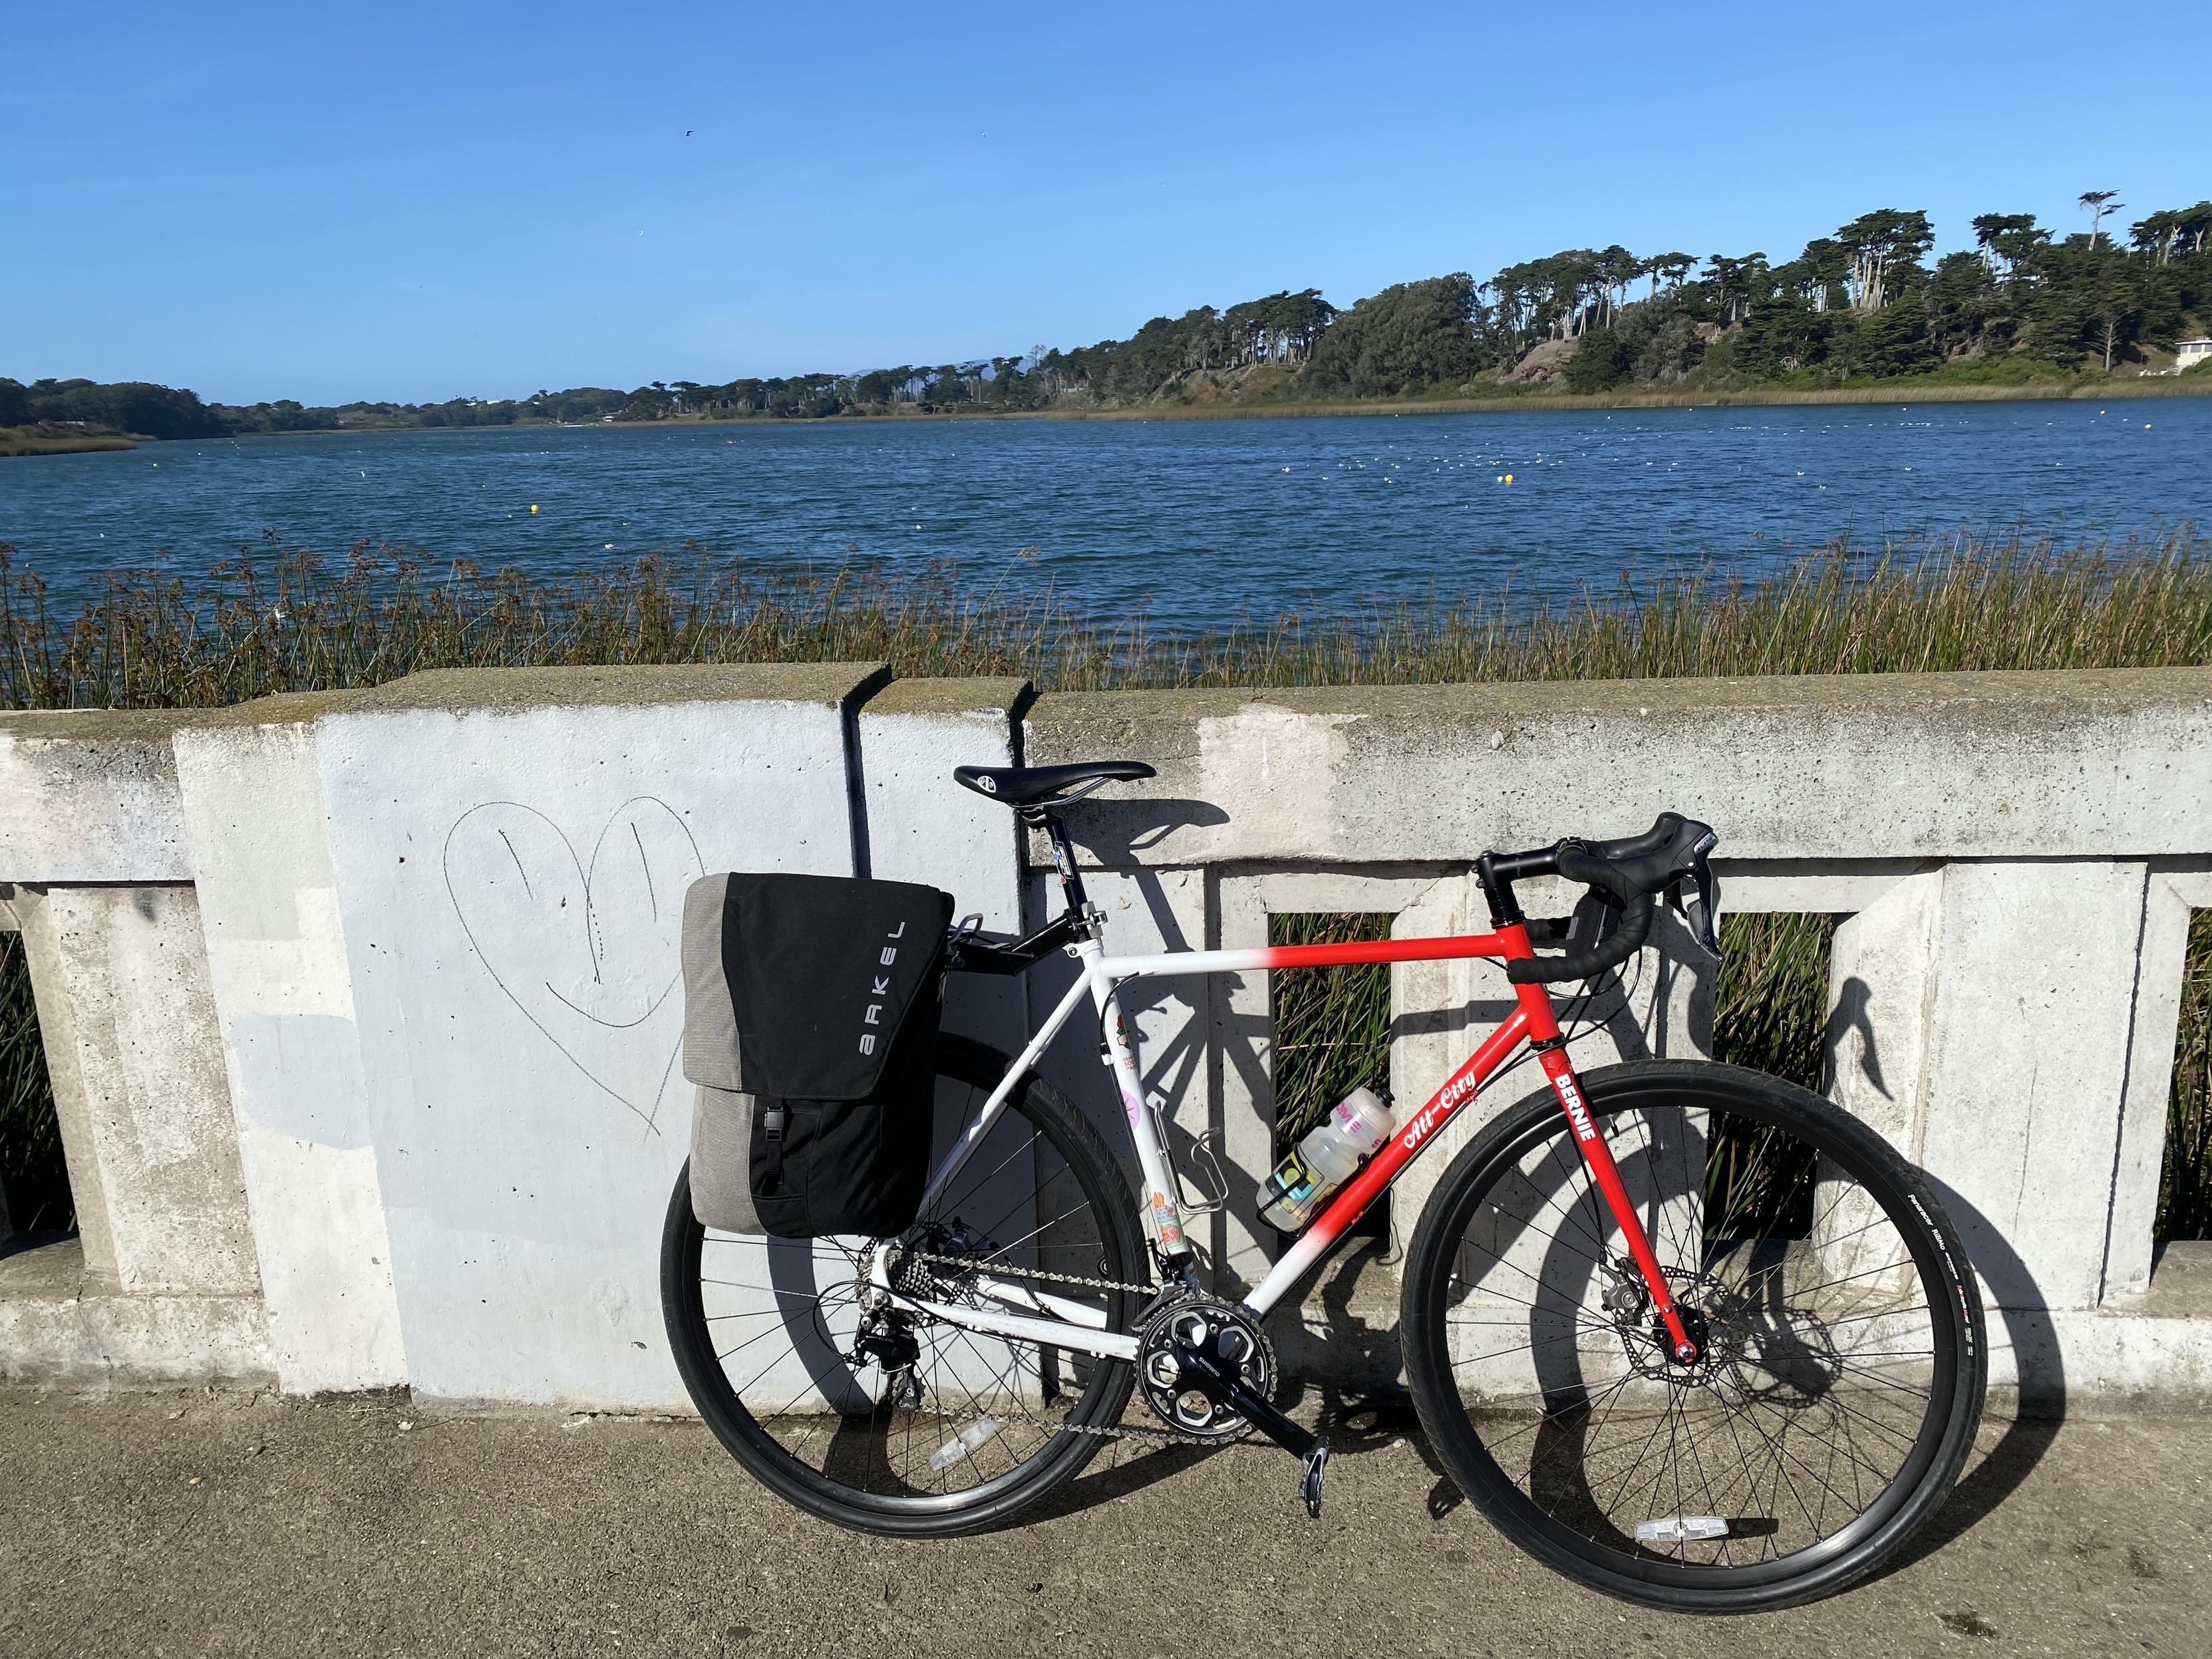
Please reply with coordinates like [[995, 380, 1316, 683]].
[[689, 1082, 764, 1234], [681, 873, 742, 1089]]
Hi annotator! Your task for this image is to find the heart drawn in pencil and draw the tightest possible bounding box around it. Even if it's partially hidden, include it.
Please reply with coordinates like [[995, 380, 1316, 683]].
[[443, 797, 705, 1133]]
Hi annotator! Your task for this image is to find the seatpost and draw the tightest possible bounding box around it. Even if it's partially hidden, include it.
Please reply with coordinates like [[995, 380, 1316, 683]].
[[1026, 808, 1094, 932]]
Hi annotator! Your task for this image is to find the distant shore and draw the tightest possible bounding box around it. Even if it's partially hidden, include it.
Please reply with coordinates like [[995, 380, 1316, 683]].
[[1, 426, 138, 457], [1042, 374, 2212, 423], [177, 375, 2212, 440], [10, 375, 2206, 450]]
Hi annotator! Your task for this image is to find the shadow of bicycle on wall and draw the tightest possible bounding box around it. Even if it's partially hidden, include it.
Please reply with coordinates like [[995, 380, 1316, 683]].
[[1867, 1175, 2066, 1582]]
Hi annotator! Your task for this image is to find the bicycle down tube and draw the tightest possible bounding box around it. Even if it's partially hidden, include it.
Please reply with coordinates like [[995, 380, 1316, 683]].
[[890, 921, 1703, 1368]]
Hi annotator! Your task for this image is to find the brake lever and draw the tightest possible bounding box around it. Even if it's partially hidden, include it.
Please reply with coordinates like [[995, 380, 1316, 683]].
[[1678, 830, 1722, 961]]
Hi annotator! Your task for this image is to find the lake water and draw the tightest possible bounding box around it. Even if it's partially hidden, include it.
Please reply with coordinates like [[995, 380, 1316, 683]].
[[3, 396, 2205, 629]]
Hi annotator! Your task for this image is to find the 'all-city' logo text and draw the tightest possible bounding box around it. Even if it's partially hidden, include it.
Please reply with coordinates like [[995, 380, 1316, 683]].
[[1402, 1068, 1481, 1153]]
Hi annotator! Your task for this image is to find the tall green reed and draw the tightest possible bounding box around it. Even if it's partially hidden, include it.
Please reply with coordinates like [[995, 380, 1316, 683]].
[[0, 930, 70, 1239], [6, 528, 2212, 710], [2161, 910, 2212, 1243], [1269, 913, 1396, 1149]]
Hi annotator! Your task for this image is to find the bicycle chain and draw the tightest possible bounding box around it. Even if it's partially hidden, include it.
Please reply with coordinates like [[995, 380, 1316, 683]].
[[903, 1252, 1230, 1447], [909, 1251, 1159, 1297]]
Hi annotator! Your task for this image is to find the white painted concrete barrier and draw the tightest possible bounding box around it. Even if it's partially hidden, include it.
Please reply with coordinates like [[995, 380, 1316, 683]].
[[3, 666, 2209, 1411]]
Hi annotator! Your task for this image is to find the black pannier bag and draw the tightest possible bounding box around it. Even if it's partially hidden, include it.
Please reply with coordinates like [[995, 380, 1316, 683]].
[[681, 872, 952, 1238]]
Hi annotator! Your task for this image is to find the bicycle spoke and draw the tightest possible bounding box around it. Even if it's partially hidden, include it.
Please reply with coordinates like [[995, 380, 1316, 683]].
[[681, 1066, 1136, 1511], [1420, 1082, 1971, 1597]]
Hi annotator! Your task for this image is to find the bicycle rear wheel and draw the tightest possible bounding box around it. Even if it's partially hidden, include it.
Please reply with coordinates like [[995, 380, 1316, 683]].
[[1400, 1058, 1984, 1612], [662, 1034, 1144, 1536]]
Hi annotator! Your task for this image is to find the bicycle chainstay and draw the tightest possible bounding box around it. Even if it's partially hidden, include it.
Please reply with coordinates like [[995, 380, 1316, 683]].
[[903, 1253, 1233, 1447], [909, 1250, 1158, 1298]]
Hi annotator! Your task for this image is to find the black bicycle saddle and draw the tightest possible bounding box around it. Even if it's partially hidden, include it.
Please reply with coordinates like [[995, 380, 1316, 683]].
[[953, 760, 1156, 808]]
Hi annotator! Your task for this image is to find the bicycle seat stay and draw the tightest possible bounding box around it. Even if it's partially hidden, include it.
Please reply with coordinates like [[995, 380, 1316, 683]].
[[953, 760, 1155, 808]]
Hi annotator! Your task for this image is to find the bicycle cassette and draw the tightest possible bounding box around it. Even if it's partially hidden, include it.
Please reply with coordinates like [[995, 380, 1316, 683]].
[[1136, 1295, 1279, 1441]]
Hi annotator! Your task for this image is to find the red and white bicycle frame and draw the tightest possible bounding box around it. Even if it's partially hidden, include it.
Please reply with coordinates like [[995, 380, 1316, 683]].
[[881, 922, 1702, 1366]]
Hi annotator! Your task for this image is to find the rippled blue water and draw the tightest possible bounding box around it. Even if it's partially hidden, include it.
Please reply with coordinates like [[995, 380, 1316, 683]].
[[3, 396, 2205, 628]]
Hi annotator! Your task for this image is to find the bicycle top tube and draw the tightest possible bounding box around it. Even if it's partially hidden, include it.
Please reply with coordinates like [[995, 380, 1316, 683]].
[[1100, 931, 1527, 982]]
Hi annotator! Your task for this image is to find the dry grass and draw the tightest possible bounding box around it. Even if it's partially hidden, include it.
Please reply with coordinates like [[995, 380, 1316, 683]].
[[5, 528, 2212, 710], [0, 426, 138, 458], [1269, 913, 1396, 1149], [2161, 909, 2212, 1243], [0, 931, 70, 1239]]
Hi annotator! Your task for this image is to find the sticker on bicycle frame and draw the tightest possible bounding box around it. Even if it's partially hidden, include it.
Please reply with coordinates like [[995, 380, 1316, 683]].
[[1552, 1072, 1598, 1142], [1149, 1189, 1185, 1247]]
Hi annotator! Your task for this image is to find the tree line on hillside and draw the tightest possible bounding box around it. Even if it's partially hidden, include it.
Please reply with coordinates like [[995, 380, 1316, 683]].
[[9, 192, 2207, 438]]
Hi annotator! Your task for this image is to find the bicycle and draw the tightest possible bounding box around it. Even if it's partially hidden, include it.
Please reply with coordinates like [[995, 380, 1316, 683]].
[[662, 760, 1987, 1612]]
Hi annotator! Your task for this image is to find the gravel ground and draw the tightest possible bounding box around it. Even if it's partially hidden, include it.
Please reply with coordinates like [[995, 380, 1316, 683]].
[[1, 1386, 2204, 1658]]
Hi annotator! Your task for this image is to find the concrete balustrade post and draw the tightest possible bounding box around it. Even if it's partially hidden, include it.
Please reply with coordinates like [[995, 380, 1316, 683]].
[[1, 712, 271, 1383], [8, 883, 257, 1298]]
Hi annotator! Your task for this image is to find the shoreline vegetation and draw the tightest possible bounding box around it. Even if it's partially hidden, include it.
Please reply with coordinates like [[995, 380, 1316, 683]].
[[1, 424, 139, 457], [4, 528, 2205, 702], [4, 370, 2206, 455], [8, 193, 2209, 448], [3, 528, 2209, 1237]]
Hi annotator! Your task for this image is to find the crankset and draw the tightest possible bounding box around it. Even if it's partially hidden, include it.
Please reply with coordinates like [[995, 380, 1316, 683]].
[[1138, 1295, 1331, 1517]]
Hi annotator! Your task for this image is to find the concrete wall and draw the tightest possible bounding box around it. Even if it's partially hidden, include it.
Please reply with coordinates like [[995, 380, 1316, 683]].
[[1024, 670, 2212, 1406], [4, 666, 2211, 1409]]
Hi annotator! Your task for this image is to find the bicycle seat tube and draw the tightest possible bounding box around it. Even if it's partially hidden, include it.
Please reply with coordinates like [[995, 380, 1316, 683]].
[[1026, 802, 1197, 1272]]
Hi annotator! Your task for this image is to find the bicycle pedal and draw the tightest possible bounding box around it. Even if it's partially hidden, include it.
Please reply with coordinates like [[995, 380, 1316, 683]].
[[1301, 1437, 1330, 1519]]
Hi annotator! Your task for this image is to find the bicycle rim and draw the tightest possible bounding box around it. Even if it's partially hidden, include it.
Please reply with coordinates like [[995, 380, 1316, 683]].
[[664, 1038, 1142, 1531], [1404, 1060, 1982, 1609]]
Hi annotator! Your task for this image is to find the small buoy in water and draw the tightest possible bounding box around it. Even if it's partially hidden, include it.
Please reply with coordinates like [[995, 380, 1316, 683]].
[[1504, 473, 1514, 484], [530, 504, 540, 513]]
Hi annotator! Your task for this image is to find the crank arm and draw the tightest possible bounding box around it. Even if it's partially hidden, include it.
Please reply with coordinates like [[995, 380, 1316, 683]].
[[1174, 1340, 1332, 1517], [1173, 1340, 1315, 1459]]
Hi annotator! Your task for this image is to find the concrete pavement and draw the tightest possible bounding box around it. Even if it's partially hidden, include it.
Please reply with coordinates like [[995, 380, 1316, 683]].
[[3, 1386, 2206, 1659]]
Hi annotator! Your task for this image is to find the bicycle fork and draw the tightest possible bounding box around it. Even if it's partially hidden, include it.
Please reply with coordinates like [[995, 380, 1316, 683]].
[[1523, 984, 1702, 1366]]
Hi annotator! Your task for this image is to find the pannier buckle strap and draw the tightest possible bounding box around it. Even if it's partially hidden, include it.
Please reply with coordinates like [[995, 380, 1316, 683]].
[[762, 1103, 786, 1181]]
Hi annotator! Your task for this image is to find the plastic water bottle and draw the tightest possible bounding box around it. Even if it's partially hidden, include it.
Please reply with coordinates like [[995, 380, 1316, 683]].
[[1257, 1087, 1395, 1233]]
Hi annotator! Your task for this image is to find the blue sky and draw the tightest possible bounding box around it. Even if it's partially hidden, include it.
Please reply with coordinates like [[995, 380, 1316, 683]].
[[6, 1, 2207, 404]]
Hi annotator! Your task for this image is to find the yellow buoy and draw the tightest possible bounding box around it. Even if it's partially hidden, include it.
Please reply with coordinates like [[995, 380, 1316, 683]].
[[1504, 473, 1514, 484], [530, 504, 540, 514]]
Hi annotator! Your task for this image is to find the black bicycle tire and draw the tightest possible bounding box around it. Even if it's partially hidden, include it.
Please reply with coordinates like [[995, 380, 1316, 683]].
[[662, 1033, 1144, 1537], [1400, 1058, 1986, 1612]]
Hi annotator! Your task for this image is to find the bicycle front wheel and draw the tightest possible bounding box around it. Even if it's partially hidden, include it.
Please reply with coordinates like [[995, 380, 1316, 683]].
[[662, 1034, 1144, 1537], [1400, 1058, 1985, 1612]]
